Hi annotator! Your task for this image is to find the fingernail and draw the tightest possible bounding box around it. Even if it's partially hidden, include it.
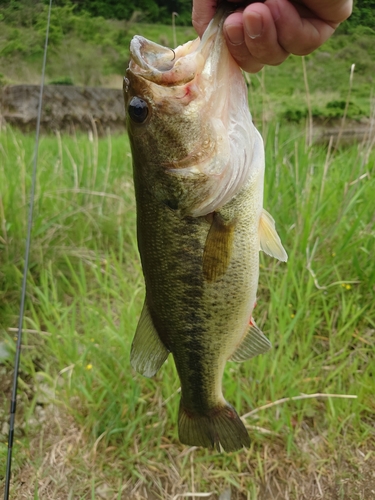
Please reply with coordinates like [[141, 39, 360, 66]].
[[224, 24, 244, 46], [244, 12, 263, 39]]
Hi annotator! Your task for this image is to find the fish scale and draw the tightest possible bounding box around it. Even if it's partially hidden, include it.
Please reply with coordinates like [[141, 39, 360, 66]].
[[124, 5, 287, 451]]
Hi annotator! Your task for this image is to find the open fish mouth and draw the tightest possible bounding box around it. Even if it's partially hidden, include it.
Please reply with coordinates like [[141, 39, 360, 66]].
[[128, 11, 224, 87], [124, 4, 261, 219]]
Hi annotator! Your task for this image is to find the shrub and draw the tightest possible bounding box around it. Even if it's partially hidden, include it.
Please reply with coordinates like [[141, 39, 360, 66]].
[[48, 76, 74, 85], [282, 107, 308, 122]]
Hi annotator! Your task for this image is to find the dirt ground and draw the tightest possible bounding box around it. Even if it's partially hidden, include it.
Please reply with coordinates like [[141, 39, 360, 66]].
[[1, 393, 374, 500]]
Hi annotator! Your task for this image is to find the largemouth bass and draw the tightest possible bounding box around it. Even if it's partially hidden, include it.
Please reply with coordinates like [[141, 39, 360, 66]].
[[124, 6, 287, 452]]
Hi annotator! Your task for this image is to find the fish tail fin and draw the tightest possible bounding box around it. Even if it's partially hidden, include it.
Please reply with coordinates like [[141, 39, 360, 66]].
[[178, 401, 250, 452]]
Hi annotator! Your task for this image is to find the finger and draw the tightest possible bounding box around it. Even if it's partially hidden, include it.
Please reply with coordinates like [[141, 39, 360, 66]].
[[224, 5, 289, 73], [242, 4, 289, 64], [266, 0, 336, 55], [293, 0, 353, 25], [223, 12, 264, 73], [192, 1, 218, 37]]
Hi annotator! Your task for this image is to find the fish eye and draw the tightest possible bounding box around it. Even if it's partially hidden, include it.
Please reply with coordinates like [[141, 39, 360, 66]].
[[128, 97, 149, 124]]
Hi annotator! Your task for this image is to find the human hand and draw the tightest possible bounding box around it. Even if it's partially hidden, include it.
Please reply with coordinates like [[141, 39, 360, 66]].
[[192, 0, 353, 72]]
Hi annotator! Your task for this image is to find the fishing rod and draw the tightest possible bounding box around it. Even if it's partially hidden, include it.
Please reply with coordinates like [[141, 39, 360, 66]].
[[3, 1, 53, 498]]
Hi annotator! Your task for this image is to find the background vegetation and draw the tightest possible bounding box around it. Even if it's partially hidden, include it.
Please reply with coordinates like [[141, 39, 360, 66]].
[[1, 0, 375, 28], [0, 120, 374, 498], [0, 0, 374, 123], [0, 0, 375, 498]]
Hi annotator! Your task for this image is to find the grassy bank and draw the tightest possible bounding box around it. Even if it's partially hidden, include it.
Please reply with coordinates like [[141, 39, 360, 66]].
[[0, 121, 374, 498], [0, 6, 375, 123]]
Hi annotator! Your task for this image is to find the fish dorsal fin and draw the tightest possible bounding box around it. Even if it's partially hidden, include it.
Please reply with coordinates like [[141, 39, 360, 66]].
[[203, 212, 236, 282], [259, 209, 288, 262], [130, 300, 169, 378], [230, 319, 272, 362]]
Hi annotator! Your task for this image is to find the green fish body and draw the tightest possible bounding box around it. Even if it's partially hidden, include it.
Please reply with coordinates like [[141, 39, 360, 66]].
[[124, 8, 287, 452]]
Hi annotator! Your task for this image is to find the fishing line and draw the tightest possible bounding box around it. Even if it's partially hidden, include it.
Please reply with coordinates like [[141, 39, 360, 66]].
[[4, 0, 53, 498]]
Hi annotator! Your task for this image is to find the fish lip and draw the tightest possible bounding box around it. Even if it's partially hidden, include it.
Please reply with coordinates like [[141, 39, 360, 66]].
[[129, 36, 176, 75], [127, 8, 227, 88], [128, 36, 201, 87]]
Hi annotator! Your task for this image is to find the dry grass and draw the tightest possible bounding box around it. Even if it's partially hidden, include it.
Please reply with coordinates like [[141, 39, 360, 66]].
[[5, 394, 375, 500]]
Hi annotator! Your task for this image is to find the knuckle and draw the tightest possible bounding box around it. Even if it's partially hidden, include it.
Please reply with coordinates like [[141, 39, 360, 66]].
[[291, 42, 318, 56], [231, 50, 264, 73], [268, 55, 289, 67]]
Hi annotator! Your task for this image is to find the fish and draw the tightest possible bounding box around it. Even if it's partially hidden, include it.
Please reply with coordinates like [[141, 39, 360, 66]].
[[123, 5, 287, 452]]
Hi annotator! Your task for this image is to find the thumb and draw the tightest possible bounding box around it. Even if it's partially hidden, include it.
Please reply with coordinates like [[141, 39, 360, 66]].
[[192, 1, 218, 37]]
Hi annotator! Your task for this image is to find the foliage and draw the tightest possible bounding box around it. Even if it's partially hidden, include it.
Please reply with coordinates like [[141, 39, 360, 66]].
[[347, 0, 375, 31], [0, 124, 374, 497], [48, 76, 74, 85], [0, 0, 192, 24], [0, 2, 374, 123], [1, 0, 375, 27]]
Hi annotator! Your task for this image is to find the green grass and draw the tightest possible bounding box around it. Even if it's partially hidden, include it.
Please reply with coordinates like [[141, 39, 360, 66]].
[[0, 14, 196, 87], [0, 121, 374, 498], [0, 7, 374, 121]]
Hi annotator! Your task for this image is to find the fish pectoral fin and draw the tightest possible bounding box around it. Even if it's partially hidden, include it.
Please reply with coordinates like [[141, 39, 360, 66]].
[[130, 300, 169, 378], [259, 209, 288, 262], [230, 319, 272, 362], [203, 212, 236, 282]]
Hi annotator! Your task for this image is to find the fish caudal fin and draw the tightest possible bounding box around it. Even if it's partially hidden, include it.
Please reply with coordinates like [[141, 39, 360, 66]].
[[178, 402, 250, 452], [130, 300, 169, 378]]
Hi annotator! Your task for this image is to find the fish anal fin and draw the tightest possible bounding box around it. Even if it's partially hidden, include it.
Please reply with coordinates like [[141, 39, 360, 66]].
[[178, 401, 250, 452], [130, 300, 169, 378], [259, 209, 288, 262], [230, 319, 272, 362], [203, 212, 236, 282]]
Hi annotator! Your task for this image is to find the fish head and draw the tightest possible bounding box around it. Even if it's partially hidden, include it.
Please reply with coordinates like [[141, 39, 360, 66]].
[[124, 35, 205, 168], [124, 9, 260, 217]]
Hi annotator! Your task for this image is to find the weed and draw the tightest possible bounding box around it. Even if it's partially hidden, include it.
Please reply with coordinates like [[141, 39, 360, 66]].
[[0, 122, 374, 498]]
